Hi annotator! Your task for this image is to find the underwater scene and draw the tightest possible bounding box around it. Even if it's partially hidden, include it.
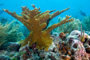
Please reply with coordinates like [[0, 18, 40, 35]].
[[0, 0, 90, 60]]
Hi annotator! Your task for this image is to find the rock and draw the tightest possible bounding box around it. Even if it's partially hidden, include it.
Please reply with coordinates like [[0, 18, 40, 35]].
[[6, 42, 20, 51], [0, 55, 11, 60], [86, 47, 90, 54], [51, 35, 60, 45], [70, 30, 90, 39], [49, 42, 56, 51]]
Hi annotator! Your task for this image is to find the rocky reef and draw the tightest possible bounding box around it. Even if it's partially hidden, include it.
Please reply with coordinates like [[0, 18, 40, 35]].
[[58, 30, 90, 60], [0, 30, 89, 60], [0, 4, 89, 60]]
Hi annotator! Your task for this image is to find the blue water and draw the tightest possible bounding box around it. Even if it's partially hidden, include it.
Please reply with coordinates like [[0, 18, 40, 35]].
[[0, 0, 90, 22]]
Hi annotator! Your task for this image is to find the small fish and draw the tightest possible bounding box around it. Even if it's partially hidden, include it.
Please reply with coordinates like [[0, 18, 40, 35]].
[[0, 3, 4, 6], [80, 10, 87, 16]]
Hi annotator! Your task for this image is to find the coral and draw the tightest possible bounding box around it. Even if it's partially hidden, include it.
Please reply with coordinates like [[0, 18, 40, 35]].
[[4, 4, 73, 51], [0, 50, 20, 60], [19, 42, 60, 60], [6, 42, 20, 51], [0, 20, 24, 48], [55, 17, 81, 33], [57, 30, 90, 60], [59, 32, 66, 40], [0, 55, 11, 60], [82, 15, 90, 31]]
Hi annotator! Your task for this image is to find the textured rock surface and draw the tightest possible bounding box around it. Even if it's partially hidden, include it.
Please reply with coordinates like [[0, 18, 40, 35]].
[[0, 55, 11, 60]]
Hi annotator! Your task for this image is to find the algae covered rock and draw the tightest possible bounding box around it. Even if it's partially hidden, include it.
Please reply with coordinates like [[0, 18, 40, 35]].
[[0, 55, 11, 60], [58, 30, 90, 60]]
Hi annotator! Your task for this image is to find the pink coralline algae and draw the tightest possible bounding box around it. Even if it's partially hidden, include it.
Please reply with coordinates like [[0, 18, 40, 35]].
[[58, 30, 90, 60], [73, 40, 88, 60]]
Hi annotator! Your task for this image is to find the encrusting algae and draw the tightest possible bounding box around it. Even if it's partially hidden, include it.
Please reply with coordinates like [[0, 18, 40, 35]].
[[3, 4, 74, 51]]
